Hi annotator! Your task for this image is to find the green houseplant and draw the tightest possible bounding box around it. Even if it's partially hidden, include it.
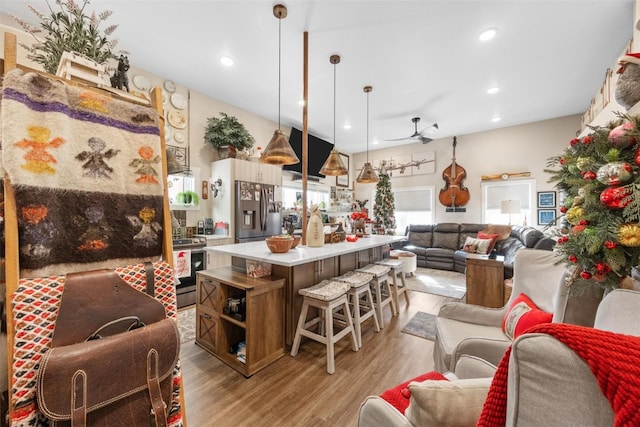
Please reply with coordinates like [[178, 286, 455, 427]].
[[204, 112, 255, 159], [175, 190, 200, 206], [12, 0, 121, 74]]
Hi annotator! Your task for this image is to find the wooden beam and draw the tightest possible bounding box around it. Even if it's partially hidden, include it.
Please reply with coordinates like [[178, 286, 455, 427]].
[[302, 31, 309, 244]]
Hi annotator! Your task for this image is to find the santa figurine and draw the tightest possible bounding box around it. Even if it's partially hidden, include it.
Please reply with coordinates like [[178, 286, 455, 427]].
[[615, 52, 640, 110]]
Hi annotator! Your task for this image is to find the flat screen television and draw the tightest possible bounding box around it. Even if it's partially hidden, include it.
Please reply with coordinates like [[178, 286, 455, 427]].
[[283, 127, 334, 178]]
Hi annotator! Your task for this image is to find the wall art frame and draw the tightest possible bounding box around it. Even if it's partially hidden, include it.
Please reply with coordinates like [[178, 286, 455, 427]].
[[537, 209, 556, 225], [537, 191, 556, 208], [336, 152, 350, 187]]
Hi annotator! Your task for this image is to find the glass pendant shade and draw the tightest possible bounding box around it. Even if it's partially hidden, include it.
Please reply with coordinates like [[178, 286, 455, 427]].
[[319, 54, 348, 176], [356, 85, 379, 183], [260, 4, 299, 166], [261, 130, 299, 165], [357, 162, 378, 183], [320, 149, 348, 176]]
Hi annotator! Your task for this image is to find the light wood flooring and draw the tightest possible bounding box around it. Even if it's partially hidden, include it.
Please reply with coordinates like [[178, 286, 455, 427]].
[[179, 290, 455, 427]]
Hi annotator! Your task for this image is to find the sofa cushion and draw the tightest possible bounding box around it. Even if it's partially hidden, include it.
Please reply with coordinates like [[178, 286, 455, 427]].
[[502, 293, 553, 340], [402, 245, 427, 257], [480, 224, 512, 241], [432, 223, 461, 250], [405, 377, 492, 427], [462, 237, 493, 255], [477, 232, 500, 253], [379, 371, 448, 414], [512, 225, 545, 248], [407, 225, 433, 248]]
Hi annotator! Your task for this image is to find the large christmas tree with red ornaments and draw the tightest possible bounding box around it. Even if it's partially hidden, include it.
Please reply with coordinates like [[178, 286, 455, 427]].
[[546, 114, 640, 290]]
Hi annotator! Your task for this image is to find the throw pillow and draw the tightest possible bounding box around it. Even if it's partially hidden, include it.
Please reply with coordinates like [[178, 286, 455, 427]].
[[477, 232, 500, 253], [405, 377, 492, 427], [480, 224, 512, 241], [462, 236, 493, 255], [502, 293, 553, 340], [379, 371, 447, 414]]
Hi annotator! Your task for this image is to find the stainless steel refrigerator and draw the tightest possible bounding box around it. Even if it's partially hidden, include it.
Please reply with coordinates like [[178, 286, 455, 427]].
[[235, 180, 282, 243]]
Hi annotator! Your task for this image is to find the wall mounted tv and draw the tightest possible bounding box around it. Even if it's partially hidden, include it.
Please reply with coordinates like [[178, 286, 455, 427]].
[[283, 127, 334, 179]]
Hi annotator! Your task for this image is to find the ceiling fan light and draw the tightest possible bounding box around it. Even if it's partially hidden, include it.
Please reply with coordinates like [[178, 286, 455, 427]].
[[356, 162, 379, 183], [320, 149, 348, 176]]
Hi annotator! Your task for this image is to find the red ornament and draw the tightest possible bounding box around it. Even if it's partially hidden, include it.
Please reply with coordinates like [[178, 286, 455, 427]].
[[635, 148, 640, 166], [604, 241, 618, 249], [571, 225, 585, 234], [559, 158, 566, 165], [578, 219, 589, 226], [558, 236, 569, 244], [568, 255, 578, 263], [569, 138, 580, 146], [583, 171, 596, 181], [560, 206, 568, 213], [600, 186, 631, 209], [580, 271, 593, 280], [582, 135, 593, 144]]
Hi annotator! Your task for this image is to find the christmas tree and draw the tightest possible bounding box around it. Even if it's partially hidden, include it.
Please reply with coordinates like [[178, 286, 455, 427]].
[[546, 113, 640, 290], [373, 171, 397, 234]]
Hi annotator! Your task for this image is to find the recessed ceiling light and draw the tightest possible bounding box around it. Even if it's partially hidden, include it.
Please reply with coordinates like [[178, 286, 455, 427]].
[[491, 117, 502, 123], [220, 56, 234, 67], [479, 28, 497, 41], [343, 123, 351, 130], [487, 86, 500, 95], [372, 139, 379, 145]]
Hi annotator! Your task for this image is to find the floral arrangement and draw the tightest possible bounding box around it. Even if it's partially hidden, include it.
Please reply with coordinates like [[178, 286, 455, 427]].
[[350, 211, 368, 221], [13, 0, 122, 74], [546, 113, 640, 290]]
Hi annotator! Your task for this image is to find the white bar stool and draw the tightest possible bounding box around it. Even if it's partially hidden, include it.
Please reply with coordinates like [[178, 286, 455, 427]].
[[291, 280, 359, 374], [355, 264, 396, 327], [334, 271, 379, 348], [375, 258, 410, 315]]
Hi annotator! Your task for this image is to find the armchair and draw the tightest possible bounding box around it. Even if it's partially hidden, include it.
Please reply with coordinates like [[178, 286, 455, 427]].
[[433, 248, 602, 372], [358, 289, 640, 427]]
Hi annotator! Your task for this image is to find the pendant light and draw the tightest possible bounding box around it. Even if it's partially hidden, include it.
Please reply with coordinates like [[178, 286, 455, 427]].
[[319, 54, 348, 176], [260, 4, 300, 166], [356, 85, 379, 183]]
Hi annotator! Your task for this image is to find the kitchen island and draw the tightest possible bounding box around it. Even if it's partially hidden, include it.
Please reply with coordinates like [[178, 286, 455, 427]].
[[207, 235, 404, 345]]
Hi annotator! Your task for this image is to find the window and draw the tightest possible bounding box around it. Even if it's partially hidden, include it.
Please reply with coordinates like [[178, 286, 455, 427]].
[[481, 179, 535, 225], [281, 186, 330, 210], [374, 186, 434, 235]]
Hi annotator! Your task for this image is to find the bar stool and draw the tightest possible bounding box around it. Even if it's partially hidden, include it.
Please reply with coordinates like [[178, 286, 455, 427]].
[[334, 271, 379, 348], [375, 258, 410, 315], [291, 280, 359, 374], [355, 264, 396, 327]]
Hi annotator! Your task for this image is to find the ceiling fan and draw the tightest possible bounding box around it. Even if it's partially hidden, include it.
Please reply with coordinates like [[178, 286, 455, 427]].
[[385, 117, 439, 144]]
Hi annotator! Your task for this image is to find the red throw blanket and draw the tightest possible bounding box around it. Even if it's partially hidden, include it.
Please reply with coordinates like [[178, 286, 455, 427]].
[[477, 323, 640, 427]]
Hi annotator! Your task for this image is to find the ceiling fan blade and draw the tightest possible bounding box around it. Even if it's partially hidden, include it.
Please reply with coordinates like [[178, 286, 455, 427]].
[[420, 136, 434, 144], [384, 135, 415, 142], [419, 123, 439, 135]]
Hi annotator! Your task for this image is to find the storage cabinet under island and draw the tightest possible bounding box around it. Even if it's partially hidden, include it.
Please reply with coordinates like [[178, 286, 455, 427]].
[[195, 267, 286, 377], [209, 235, 403, 346]]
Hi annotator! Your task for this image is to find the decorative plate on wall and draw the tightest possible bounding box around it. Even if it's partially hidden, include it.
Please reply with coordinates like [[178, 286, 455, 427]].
[[173, 131, 185, 144], [170, 93, 187, 110], [164, 80, 176, 93], [168, 110, 187, 129], [133, 75, 150, 91], [165, 124, 172, 141]]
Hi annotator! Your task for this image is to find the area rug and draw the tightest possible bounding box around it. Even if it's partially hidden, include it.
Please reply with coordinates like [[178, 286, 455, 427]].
[[405, 267, 466, 299], [178, 306, 196, 344], [401, 311, 437, 341]]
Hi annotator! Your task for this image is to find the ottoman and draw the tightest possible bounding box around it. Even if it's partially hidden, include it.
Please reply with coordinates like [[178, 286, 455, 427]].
[[390, 250, 417, 277]]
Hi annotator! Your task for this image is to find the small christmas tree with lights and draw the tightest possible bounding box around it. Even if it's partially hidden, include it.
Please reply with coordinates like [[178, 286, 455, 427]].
[[546, 113, 640, 290], [373, 171, 397, 234]]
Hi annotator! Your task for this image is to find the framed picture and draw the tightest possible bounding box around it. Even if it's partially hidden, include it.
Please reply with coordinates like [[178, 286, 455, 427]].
[[537, 191, 556, 208], [336, 152, 350, 187], [538, 209, 556, 225]]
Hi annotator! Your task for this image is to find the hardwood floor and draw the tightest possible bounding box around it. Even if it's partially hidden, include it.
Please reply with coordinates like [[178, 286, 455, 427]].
[[180, 290, 454, 427]]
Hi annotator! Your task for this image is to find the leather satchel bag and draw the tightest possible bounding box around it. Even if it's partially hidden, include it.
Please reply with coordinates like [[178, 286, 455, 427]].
[[36, 264, 179, 427]]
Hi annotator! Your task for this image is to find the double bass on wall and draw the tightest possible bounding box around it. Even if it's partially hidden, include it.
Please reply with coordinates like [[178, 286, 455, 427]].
[[438, 136, 470, 208]]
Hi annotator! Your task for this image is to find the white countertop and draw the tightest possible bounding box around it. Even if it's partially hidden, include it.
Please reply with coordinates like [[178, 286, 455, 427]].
[[206, 235, 405, 267]]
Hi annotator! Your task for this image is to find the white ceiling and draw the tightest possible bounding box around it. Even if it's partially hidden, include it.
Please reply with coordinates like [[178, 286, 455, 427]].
[[2, 0, 634, 154]]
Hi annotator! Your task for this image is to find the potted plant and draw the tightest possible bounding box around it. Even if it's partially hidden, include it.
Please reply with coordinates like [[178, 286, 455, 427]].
[[12, 0, 122, 74], [175, 190, 200, 206], [204, 112, 255, 159]]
